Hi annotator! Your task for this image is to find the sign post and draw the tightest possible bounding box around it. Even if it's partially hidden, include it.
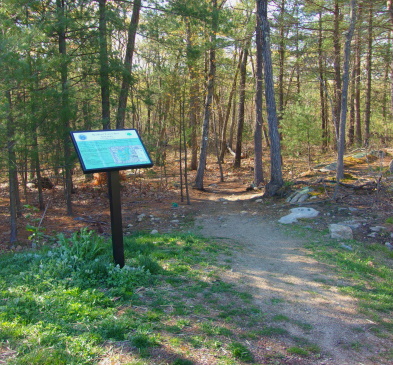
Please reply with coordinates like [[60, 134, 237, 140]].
[[70, 129, 153, 267]]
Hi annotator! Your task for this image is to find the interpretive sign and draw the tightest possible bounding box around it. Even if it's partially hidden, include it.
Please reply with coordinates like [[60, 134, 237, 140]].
[[70, 129, 153, 173], [70, 129, 153, 268]]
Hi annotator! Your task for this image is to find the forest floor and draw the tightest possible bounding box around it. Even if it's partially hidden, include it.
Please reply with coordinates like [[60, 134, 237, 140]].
[[1, 149, 393, 364]]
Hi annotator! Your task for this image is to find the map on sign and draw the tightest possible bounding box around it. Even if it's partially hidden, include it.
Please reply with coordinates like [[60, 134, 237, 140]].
[[70, 129, 153, 173]]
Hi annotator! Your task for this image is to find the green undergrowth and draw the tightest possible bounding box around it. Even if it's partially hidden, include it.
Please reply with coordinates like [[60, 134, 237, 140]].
[[0, 228, 319, 364], [302, 229, 393, 334]]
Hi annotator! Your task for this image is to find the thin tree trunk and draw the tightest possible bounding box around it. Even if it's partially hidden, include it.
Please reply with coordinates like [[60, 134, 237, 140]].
[[194, 0, 218, 190], [219, 51, 243, 163], [257, 0, 283, 196], [254, 11, 264, 186], [99, 0, 110, 129], [336, 0, 357, 181], [354, 5, 362, 145], [363, 3, 373, 147], [57, 0, 73, 215], [186, 21, 200, 171], [6, 90, 19, 245], [278, 0, 285, 120], [333, 0, 342, 143], [234, 45, 249, 168], [318, 10, 328, 152], [116, 0, 141, 129]]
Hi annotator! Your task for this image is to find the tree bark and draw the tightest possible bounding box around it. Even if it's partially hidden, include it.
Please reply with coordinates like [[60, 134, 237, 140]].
[[318, 10, 328, 152], [333, 0, 342, 143], [234, 45, 249, 168], [57, 0, 73, 215], [194, 0, 218, 190], [363, 3, 373, 147], [336, 0, 357, 181], [6, 90, 19, 245], [99, 0, 110, 130], [354, 4, 362, 145], [186, 21, 200, 171], [257, 0, 283, 196], [219, 50, 243, 163], [254, 12, 264, 186], [116, 0, 142, 129]]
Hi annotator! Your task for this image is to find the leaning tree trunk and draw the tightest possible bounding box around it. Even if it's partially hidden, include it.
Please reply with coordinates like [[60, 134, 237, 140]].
[[336, 0, 357, 181], [116, 0, 142, 129], [256, 0, 283, 196], [194, 0, 218, 190]]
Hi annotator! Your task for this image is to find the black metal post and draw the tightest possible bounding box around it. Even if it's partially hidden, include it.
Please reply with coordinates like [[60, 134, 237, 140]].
[[107, 170, 125, 267]]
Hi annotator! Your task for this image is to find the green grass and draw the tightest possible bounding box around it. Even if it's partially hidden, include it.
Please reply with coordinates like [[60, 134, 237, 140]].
[[302, 230, 393, 333], [1, 228, 320, 365]]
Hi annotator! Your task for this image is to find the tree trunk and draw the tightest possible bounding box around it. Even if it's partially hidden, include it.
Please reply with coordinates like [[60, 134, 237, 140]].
[[186, 21, 200, 171], [336, 0, 357, 181], [254, 12, 264, 186], [278, 0, 285, 120], [99, 0, 110, 130], [354, 4, 362, 145], [194, 0, 218, 190], [6, 90, 19, 245], [57, 0, 73, 215], [333, 0, 342, 143], [116, 0, 141, 129], [318, 10, 328, 152], [257, 0, 283, 196], [219, 51, 243, 163], [234, 45, 249, 168], [363, 3, 373, 147]]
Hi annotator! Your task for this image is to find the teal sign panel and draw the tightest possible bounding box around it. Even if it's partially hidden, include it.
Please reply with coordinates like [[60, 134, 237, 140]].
[[70, 129, 153, 173]]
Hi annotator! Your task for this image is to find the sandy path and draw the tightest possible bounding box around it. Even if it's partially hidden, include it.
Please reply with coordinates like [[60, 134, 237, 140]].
[[194, 201, 390, 365]]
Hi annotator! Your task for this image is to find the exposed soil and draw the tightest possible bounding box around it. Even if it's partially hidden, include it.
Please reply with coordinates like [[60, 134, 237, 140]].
[[1, 151, 393, 363], [193, 195, 392, 364]]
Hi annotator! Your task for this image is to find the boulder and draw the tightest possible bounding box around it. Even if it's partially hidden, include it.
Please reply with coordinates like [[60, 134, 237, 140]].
[[329, 224, 353, 240], [279, 207, 319, 224]]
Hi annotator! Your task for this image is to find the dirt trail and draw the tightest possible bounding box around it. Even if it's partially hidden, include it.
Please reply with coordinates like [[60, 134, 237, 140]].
[[193, 196, 390, 365]]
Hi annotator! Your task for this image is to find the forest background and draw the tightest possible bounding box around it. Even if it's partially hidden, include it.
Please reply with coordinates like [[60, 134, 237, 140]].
[[1, 0, 393, 244]]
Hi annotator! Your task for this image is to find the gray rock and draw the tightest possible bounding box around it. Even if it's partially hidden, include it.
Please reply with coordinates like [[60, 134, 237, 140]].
[[150, 229, 159, 235], [319, 162, 337, 172], [385, 242, 393, 250], [279, 207, 319, 224], [329, 224, 353, 240], [342, 220, 362, 229], [370, 226, 386, 232], [286, 187, 312, 204], [340, 243, 353, 251]]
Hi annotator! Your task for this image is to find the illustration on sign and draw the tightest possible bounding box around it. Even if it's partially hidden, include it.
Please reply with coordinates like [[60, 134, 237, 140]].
[[70, 129, 153, 173]]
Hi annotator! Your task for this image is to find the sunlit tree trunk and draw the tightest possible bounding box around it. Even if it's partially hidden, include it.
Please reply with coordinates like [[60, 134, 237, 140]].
[[363, 3, 373, 147], [318, 10, 328, 152], [337, 0, 357, 181], [195, 0, 218, 190], [99, 0, 110, 129], [333, 0, 342, 143], [234, 45, 249, 168], [256, 0, 283, 196], [116, 0, 141, 129], [254, 13, 264, 186]]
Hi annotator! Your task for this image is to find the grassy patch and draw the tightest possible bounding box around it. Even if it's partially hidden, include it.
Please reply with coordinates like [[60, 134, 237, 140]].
[[302, 230, 393, 334], [0, 227, 338, 364]]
